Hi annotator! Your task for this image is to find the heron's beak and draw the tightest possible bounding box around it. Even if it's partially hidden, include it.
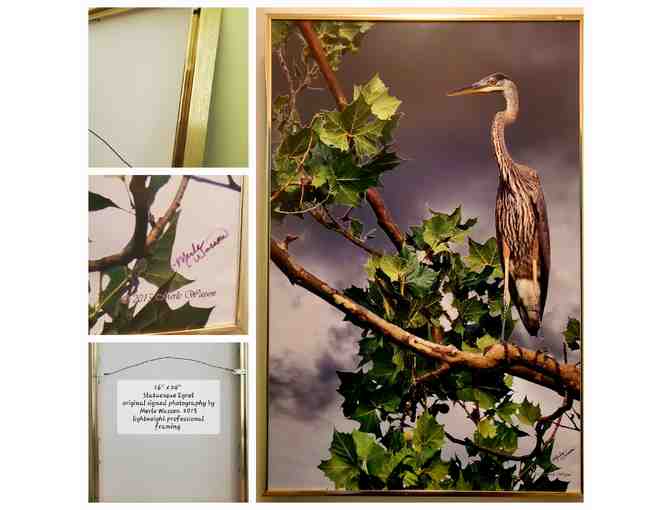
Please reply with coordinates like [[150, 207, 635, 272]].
[[446, 84, 499, 97]]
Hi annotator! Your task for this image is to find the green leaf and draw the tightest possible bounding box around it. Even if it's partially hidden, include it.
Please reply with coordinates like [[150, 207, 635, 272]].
[[476, 334, 497, 352], [375, 449, 411, 482], [122, 276, 213, 334], [563, 317, 581, 350], [318, 430, 361, 489], [352, 430, 387, 475], [353, 74, 402, 120], [412, 411, 445, 466], [352, 402, 381, 436], [98, 266, 130, 317], [89, 192, 120, 211], [401, 470, 419, 488], [140, 211, 194, 292], [459, 297, 488, 324], [473, 388, 497, 410], [350, 218, 363, 238], [518, 397, 542, 426], [147, 176, 170, 195], [455, 471, 472, 490], [477, 418, 497, 439], [278, 127, 312, 158], [496, 401, 519, 424], [313, 90, 391, 161], [464, 237, 503, 279], [424, 458, 451, 483]]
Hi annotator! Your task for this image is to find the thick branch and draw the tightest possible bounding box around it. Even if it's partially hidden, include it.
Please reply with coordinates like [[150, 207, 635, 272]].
[[89, 176, 191, 272], [365, 188, 406, 252], [310, 207, 382, 257], [271, 238, 580, 400], [296, 21, 348, 109]]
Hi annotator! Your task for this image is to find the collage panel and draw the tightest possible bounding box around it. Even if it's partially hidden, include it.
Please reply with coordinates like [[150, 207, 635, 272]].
[[88, 7, 248, 168], [258, 10, 583, 501], [88, 342, 248, 502]]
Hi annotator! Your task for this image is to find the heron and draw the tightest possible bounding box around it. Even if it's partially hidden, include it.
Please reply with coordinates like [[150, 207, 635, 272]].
[[446, 73, 550, 341]]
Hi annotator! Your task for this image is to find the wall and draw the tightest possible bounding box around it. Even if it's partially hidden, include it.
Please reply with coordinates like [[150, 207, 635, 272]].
[[204, 8, 249, 167]]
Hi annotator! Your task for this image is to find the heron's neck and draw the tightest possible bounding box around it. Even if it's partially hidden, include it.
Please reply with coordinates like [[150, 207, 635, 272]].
[[492, 84, 519, 184]]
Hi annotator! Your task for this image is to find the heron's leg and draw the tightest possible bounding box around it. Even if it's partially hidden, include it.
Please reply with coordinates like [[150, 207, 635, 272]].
[[500, 245, 511, 342]]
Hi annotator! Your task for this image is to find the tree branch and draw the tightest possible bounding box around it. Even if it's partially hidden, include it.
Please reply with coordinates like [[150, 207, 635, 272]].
[[271, 238, 580, 400], [296, 20, 406, 253], [310, 207, 382, 257], [365, 188, 406, 252], [445, 393, 574, 462], [89, 176, 191, 273]]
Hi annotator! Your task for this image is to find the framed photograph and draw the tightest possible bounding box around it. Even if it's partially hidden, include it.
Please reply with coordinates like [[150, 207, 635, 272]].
[[89, 7, 221, 167], [258, 9, 582, 501], [88, 175, 247, 335], [88, 342, 248, 502]]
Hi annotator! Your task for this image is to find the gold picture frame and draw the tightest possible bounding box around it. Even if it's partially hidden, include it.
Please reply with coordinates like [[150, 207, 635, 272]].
[[257, 7, 583, 502], [88, 7, 221, 167], [88, 342, 248, 502], [88, 175, 248, 336]]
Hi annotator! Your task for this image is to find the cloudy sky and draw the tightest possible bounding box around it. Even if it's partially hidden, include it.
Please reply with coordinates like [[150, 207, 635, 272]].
[[268, 21, 581, 490]]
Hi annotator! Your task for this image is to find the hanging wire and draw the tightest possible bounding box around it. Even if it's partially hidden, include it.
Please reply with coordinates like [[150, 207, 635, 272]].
[[101, 356, 246, 377], [88, 128, 133, 168]]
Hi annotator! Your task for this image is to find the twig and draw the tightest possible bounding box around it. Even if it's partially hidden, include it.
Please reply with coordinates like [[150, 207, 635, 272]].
[[445, 393, 574, 462], [310, 207, 382, 257]]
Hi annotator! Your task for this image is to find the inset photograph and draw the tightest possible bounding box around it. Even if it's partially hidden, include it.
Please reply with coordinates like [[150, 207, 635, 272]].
[[261, 13, 582, 500], [89, 7, 248, 167], [88, 342, 248, 502], [88, 175, 247, 334]]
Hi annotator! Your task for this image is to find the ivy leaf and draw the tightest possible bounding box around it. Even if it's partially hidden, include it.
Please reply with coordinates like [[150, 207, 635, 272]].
[[421, 207, 466, 253], [518, 397, 542, 426], [89, 192, 120, 211], [476, 334, 497, 352], [473, 388, 497, 410], [375, 448, 411, 483], [353, 74, 402, 120], [352, 430, 386, 475], [278, 127, 312, 158], [401, 470, 419, 488], [477, 418, 497, 439], [496, 401, 519, 424], [140, 211, 194, 292], [459, 297, 488, 325], [464, 237, 503, 279], [318, 430, 361, 489], [98, 266, 130, 317], [563, 317, 581, 350], [120, 275, 213, 334], [349, 218, 364, 239], [455, 471, 472, 490], [352, 402, 381, 436], [412, 411, 445, 466]]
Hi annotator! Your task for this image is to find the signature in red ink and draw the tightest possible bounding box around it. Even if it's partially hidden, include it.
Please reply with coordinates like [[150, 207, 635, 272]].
[[173, 228, 229, 269]]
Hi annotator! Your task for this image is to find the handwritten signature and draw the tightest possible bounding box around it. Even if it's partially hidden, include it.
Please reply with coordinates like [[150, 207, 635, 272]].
[[174, 228, 229, 269]]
